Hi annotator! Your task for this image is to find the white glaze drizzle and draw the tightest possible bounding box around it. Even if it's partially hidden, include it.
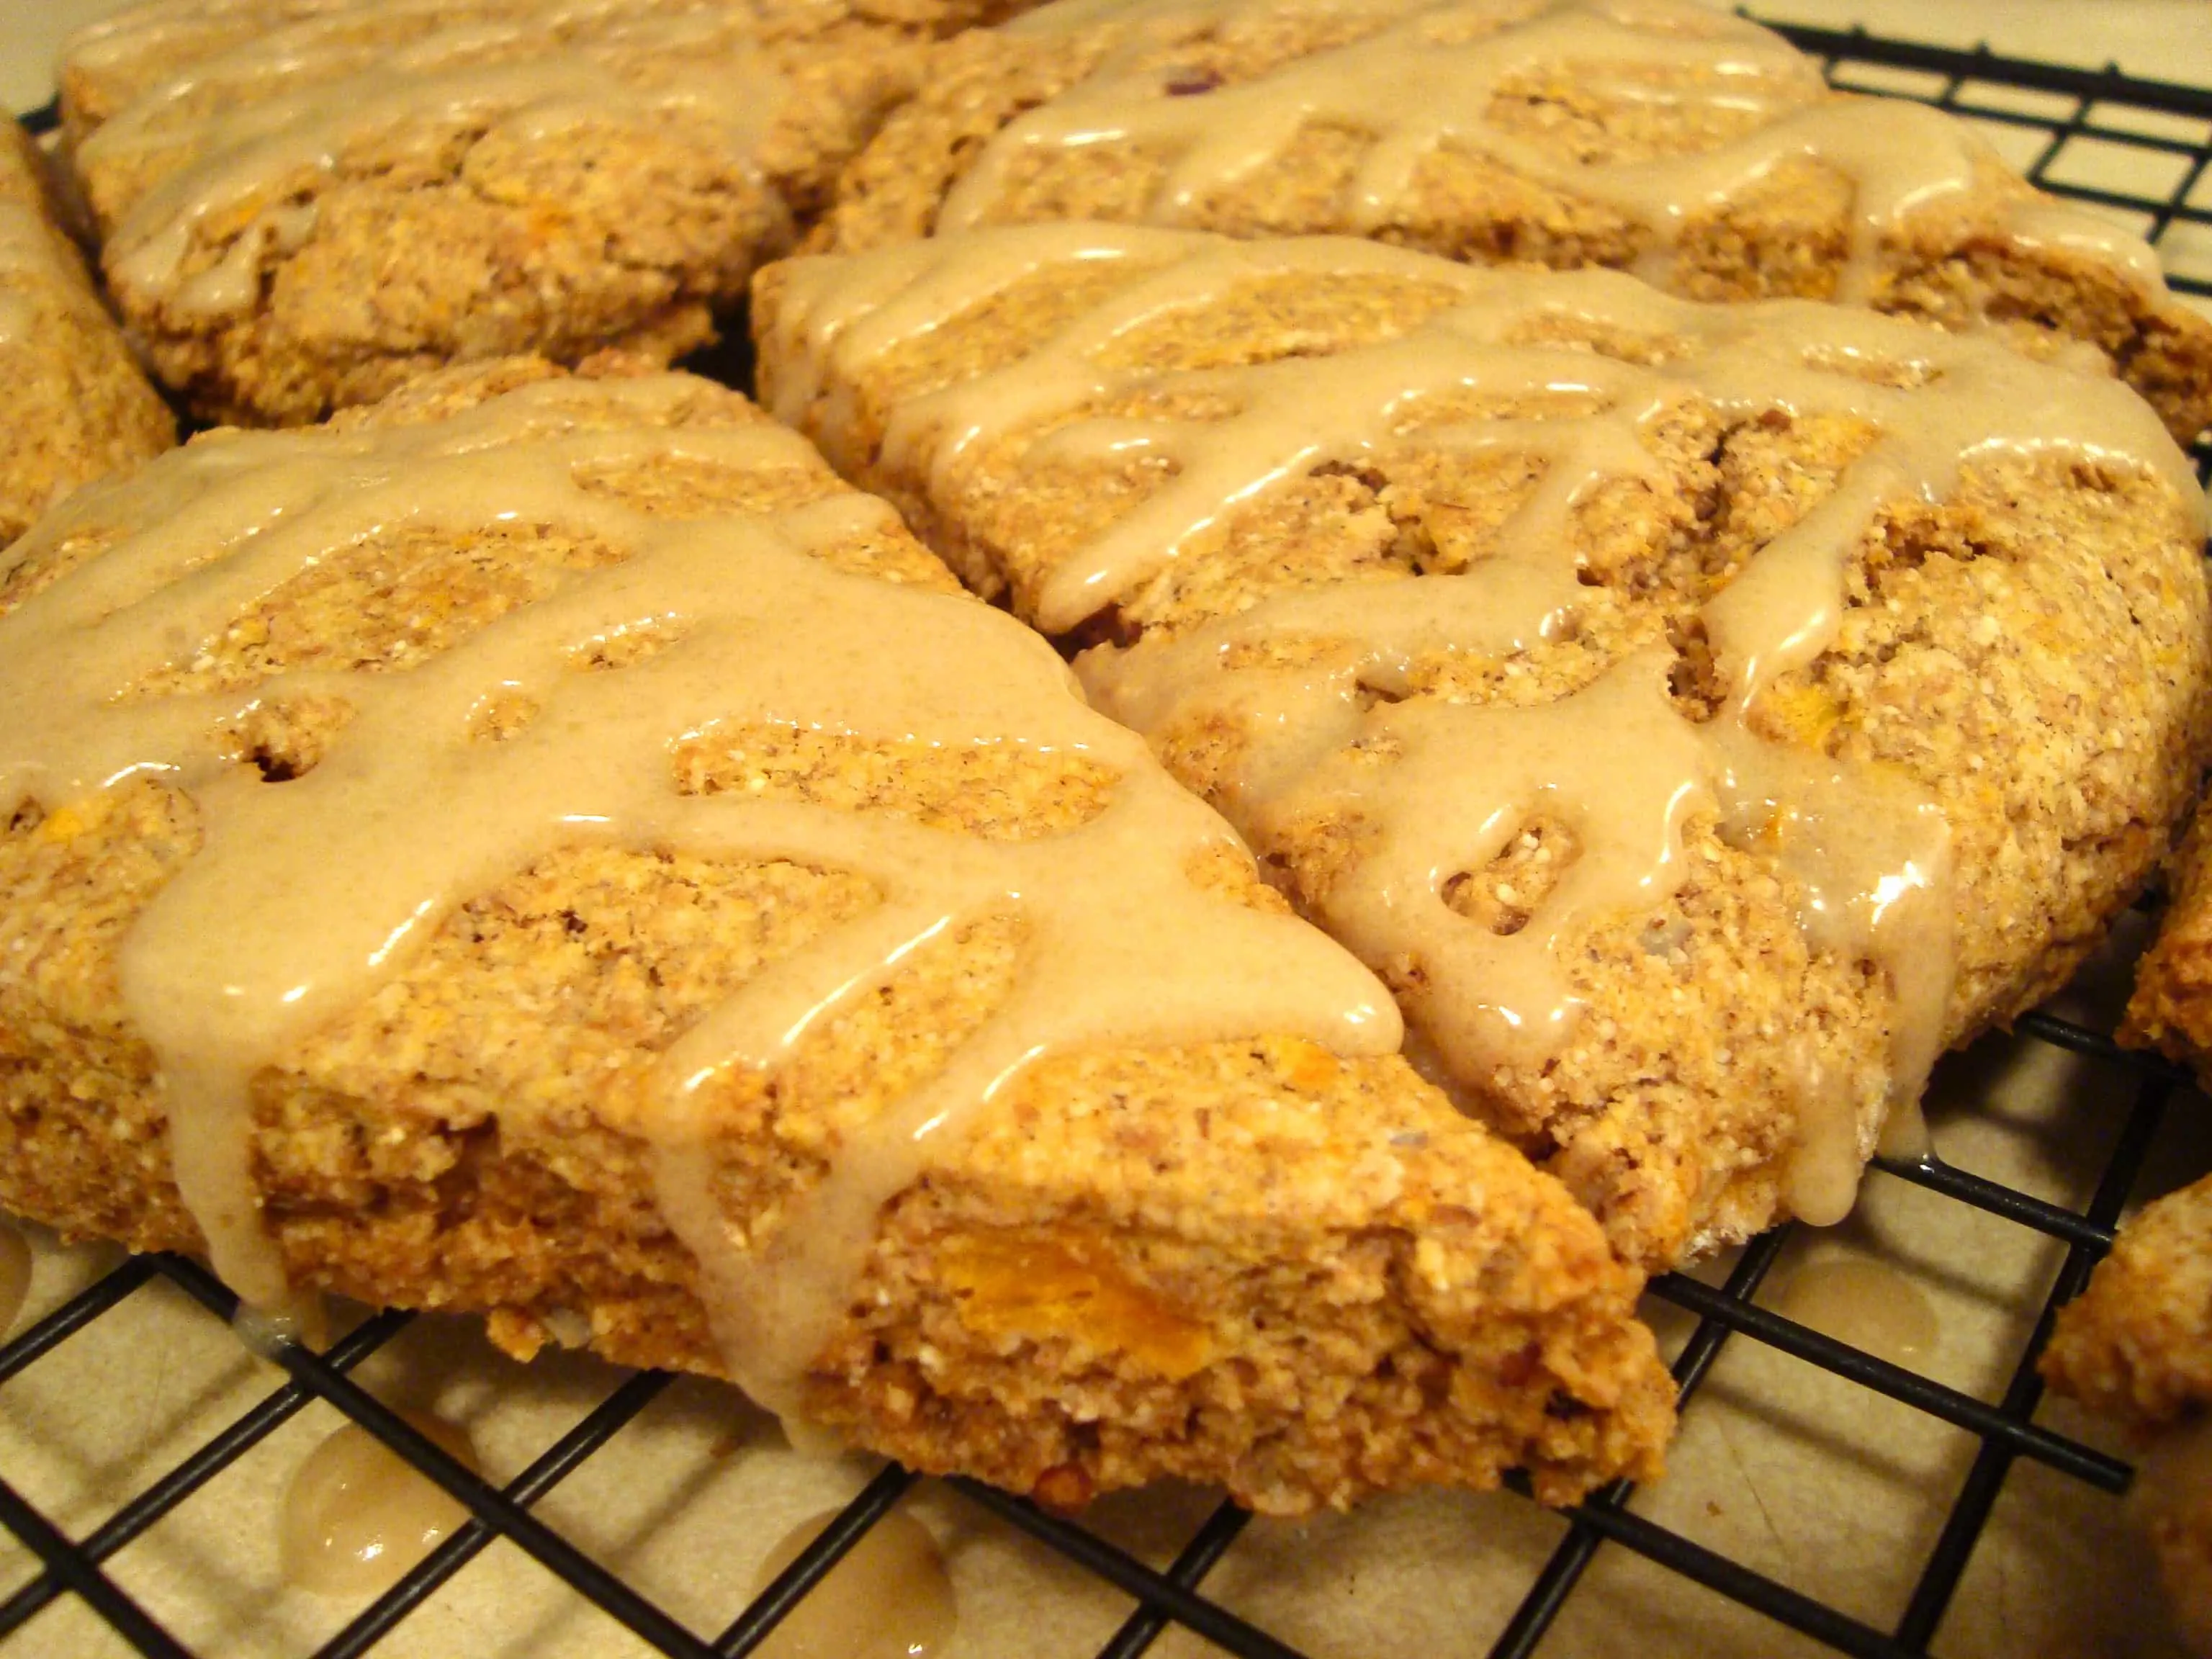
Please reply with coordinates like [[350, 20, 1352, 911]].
[[0, 372, 1399, 1412], [77, 0, 795, 320], [945, 0, 2162, 304], [765, 222, 2201, 1228]]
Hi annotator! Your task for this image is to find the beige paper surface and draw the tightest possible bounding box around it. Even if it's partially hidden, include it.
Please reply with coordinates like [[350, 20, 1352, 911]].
[[1, 3, 2208, 1655]]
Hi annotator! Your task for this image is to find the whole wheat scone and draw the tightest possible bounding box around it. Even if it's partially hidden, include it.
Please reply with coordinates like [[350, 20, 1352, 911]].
[[2123, 809, 2212, 1078], [53, 0, 1035, 428], [814, 0, 2212, 446], [0, 123, 173, 546], [0, 353, 1673, 1513], [2043, 1176, 2212, 1651], [2046, 1176, 2212, 1432], [2045, 577, 2212, 1650], [754, 225, 2212, 1270]]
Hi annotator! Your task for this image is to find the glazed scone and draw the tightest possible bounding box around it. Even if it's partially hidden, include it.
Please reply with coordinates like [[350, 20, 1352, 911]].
[[755, 225, 2212, 1269], [0, 123, 173, 545], [2044, 1176, 2212, 1652], [815, 0, 2212, 446], [55, 0, 1032, 428], [55, 0, 1035, 150], [0, 354, 1673, 1514]]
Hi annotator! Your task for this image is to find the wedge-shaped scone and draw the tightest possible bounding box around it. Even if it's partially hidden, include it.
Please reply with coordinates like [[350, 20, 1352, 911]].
[[817, 0, 2212, 445], [0, 354, 1671, 1511], [55, 0, 1033, 428], [2044, 1174, 2212, 1651], [755, 225, 2212, 1269], [0, 123, 173, 544]]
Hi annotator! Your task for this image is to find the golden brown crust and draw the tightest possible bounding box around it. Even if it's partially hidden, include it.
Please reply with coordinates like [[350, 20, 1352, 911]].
[[0, 125, 174, 546], [55, 0, 1042, 426], [0, 355, 1673, 1513], [2045, 1174, 2212, 1431], [2043, 1177, 2212, 1652], [2124, 813, 2212, 1073], [817, 1038, 1673, 1510]]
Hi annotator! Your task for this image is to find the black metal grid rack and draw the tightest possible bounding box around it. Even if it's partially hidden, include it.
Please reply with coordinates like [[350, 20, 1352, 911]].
[[4, 17, 2211, 1659]]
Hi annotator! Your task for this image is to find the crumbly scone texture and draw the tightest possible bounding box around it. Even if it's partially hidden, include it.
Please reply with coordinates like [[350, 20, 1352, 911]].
[[812, 1, 2212, 445], [55, 0, 1035, 428], [0, 354, 1672, 1513], [0, 124, 174, 546], [2043, 1176, 2212, 1652], [753, 239, 2212, 1269], [2045, 1173, 2212, 1430], [2123, 809, 2212, 1075]]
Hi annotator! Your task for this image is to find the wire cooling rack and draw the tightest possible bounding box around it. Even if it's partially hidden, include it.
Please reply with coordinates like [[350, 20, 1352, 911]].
[[6, 18, 2212, 1659]]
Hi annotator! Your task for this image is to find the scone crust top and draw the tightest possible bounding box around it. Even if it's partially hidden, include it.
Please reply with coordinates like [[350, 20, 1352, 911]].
[[60, 0, 982, 423], [815, 0, 2212, 443], [756, 222, 2212, 1266], [58, 0, 1030, 145]]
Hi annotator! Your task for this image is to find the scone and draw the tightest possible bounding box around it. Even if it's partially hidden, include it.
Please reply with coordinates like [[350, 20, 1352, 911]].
[[2124, 810, 2212, 1074], [2087, 811, 2212, 1648], [0, 354, 1673, 1514], [815, 0, 2212, 446], [56, 0, 1031, 428], [0, 122, 173, 545], [754, 224, 2212, 1269], [2044, 1176, 2212, 1652]]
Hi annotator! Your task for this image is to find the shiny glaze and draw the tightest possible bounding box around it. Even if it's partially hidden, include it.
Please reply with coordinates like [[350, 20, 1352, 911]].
[[765, 223, 2199, 1226], [0, 372, 1399, 1414]]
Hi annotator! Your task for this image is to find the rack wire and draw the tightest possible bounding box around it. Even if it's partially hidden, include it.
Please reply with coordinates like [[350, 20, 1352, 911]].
[[5, 17, 2211, 1658]]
